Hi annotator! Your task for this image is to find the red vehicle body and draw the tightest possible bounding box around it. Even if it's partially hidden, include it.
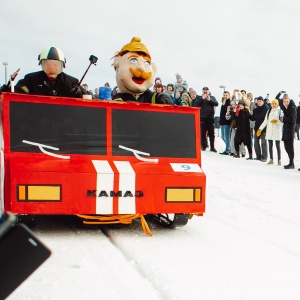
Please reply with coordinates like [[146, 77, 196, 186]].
[[0, 93, 206, 227]]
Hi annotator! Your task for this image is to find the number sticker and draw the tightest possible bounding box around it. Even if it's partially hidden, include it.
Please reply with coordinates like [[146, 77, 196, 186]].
[[170, 163, 202, 173], [181, 165, 191, 171]]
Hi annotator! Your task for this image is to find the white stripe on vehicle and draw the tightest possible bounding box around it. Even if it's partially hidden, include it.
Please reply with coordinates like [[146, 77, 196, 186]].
[[113, 161, 136, 214], [92, 160, 114, 214]]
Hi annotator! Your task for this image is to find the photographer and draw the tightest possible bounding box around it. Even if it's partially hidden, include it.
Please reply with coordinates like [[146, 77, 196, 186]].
[[275, 91, 295, 110], [192, 86, 219, 152], [280, 95, 297, 169], [250, 96, 269, 162]]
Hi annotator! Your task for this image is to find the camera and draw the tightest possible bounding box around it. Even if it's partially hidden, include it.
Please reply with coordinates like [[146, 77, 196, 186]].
[[89, 55, 98, 65]]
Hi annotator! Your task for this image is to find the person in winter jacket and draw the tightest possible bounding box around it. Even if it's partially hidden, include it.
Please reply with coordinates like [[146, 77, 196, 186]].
[[1, 46, 85, 98], [174, 73, 188, 93], [295, 102, 300, 140], [181, 92, 192, 106], [226, 100, 246, 156], [232, 101, 253, 159], [192, 87, 219, 152], [219, 91, 231, 155], [247, 93, 255, 139], [172, 90, 182, 105], [250, 96, 269, 161], [275, 91, 296, 110], [257, 99, 283, 165], [280, 95, 297, 169]]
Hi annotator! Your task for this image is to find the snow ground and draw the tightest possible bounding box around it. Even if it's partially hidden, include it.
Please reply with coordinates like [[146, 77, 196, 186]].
[[7, 137, 300, 300]]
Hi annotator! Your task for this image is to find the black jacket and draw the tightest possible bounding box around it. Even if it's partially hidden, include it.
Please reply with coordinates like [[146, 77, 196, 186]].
[[14, 71, 83, 98], [296, 106, 300, 123], [192, 95, 218, 118], [250, 104, 268, 132], [219, 99, 231, 126], [282, 102, 297, 140], [112, 89, 172, 104]]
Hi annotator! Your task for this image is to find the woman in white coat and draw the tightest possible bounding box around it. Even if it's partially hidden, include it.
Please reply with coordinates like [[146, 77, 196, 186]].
[[257, 99, 283, 165]]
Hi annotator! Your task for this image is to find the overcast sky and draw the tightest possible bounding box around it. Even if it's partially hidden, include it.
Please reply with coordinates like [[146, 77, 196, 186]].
[[1, 0, 300, 102]]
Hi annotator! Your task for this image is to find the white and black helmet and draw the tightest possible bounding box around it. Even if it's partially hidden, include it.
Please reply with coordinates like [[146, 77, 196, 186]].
[[38, 46, 66, 67]]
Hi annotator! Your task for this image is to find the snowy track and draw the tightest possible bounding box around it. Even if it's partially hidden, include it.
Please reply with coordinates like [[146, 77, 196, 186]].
[[7, 138, 300, 300]]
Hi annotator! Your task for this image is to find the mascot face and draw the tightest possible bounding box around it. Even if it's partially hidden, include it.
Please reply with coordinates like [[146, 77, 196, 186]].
[[113, 37, 157, 95]]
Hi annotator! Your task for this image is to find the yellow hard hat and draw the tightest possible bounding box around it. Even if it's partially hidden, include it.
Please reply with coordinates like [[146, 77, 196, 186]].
[[119, 37, 151, 59]]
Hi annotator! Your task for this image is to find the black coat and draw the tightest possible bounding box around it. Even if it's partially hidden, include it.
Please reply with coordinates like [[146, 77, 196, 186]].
[[112, 89, 172, 104], [250, 103, 269, 132], [233, 108, 252, 145], [192, 95, 218, 118], [282, 102, 297, 140], [14, 71, 83, 98], [219, 99, 231, 126], [296, 106, 300, 123]]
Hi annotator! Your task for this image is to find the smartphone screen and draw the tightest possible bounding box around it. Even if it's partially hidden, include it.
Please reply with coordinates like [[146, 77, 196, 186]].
[[0, 223, 51, 299]]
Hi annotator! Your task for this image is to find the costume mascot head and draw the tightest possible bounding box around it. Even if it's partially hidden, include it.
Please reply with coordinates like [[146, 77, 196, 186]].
[[113, 37, 157, 97]]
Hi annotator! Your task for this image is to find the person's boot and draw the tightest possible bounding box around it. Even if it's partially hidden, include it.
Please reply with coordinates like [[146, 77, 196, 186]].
[[284, 162, 295, 169], [267, 159, 273, 165], [246, 154, 253, 160], [233, 152, 240, 158]]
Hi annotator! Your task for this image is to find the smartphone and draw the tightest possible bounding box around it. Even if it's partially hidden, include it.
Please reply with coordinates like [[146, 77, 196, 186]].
[[0, 222, 51, 299], [0, 211, 17, 238]]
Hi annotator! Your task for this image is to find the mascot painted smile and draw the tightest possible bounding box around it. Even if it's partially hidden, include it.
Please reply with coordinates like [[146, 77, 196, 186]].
[[112, 37, 172, 104]]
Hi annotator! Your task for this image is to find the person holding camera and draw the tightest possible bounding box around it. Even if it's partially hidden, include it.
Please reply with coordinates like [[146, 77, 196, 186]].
[[296, 102, 300, 140], [275, 91, 295, 109], [280, 95, 297, 169], [250, 96, 269, 162], [192, 86, 219, 152], [219, 91, 231, 155], [232, 101, 253, 159], [257, 99, 283, 165]]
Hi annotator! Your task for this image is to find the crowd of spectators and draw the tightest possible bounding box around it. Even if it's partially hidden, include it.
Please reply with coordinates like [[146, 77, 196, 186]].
[[85, 73, 300, 171]]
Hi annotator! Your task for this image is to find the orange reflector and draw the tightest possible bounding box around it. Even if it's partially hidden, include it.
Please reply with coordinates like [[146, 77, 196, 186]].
[[166, 188, 202, 202]]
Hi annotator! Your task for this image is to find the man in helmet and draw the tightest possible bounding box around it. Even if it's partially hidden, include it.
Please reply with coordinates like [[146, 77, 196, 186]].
[[4, 46, 84, 98], [112, 37, 171, 104]]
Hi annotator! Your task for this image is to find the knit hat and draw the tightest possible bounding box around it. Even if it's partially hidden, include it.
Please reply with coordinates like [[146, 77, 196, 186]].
[[238, 100, 244, 105], [190, 89, 197, 94], [118, 37, 151, 59], [155, 77, 162, 83], [271, 99, 279, 106], [175, 73, 182, 80], [257, 96, 264, 101]]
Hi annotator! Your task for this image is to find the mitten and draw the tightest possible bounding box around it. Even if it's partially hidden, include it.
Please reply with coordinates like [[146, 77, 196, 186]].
[[256, 129, 262, 137]]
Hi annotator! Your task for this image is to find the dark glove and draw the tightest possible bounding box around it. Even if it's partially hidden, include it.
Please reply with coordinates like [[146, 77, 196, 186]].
[[70, 86, 83, 98], [0, 84, 10, 93]]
